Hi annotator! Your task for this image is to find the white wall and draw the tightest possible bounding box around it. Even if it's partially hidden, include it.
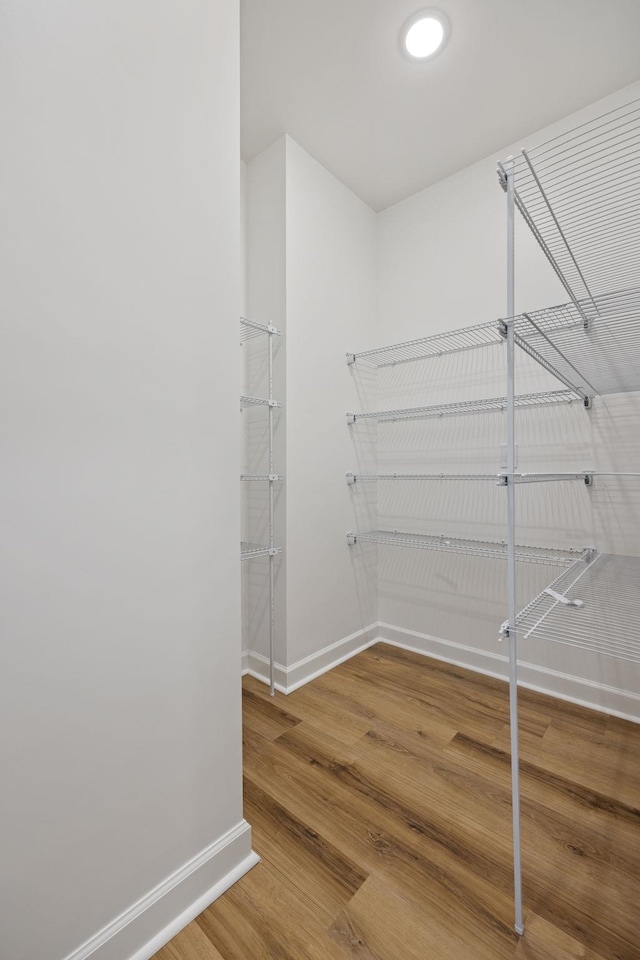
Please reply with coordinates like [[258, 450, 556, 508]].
[[373, 79, 640, 716], [285, 137, 378, 670], [0, 5, 254, 960]]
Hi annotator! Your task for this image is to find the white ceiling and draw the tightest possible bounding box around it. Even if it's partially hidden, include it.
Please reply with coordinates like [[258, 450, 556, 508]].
[[241, 0, 640, 211]]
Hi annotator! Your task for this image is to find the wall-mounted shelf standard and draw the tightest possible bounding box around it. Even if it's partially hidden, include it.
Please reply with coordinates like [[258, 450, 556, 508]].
[[346, 529, 584, 566], [240, 317, 282, 696], [510, 551, 640, 664], [346, 389, 580, 424], [346, 319, 503, 367]]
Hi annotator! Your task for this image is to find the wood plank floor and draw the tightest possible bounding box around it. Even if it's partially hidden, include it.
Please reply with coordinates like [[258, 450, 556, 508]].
[[153, 643, 640, 960]]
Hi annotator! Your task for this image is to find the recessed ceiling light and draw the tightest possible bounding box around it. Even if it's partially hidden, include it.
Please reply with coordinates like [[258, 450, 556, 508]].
[[402, 9, 449, 61]]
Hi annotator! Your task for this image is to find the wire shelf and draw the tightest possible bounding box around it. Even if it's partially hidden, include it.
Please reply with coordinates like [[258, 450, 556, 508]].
[[240, 395, 281, 409], [347, 472, 501, 483], [507, 286, 640, 398], [240, 317, 281, 341], [514, 552, 640, 663], [240, 474, 284, 481], [347, 472, 592, 485], [347, 529, 583, 566], [347, 389, 580, 423], [510, 472, 592, 485], [240, 542, 281, 561], [346, 320, 503, 367], [498, 98, 640, 303]]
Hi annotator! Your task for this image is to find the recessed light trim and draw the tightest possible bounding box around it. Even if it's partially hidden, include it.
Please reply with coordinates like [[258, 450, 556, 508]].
[[401, 9, 449, 61]]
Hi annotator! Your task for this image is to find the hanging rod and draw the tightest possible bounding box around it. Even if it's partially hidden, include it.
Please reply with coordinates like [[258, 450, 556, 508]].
[[346, 529, 583, 566], [346, 389, 580, 424], [240, 474, 284, 482]]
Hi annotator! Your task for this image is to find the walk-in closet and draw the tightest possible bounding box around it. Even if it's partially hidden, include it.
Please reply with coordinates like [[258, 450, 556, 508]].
[[5, 4, 640, 960]]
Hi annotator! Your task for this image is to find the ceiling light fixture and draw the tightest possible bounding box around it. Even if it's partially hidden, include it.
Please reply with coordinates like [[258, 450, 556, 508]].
[[402, 9, 449, 61]]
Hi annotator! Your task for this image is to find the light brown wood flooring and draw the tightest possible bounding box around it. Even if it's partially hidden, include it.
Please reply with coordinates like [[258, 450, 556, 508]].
[[153, 643, 640, 960]]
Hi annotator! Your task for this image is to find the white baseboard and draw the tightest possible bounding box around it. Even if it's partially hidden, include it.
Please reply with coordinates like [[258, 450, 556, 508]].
[[62, 821, 259, 960], [245, 622, 379, 694], [378, 623, 509, 682], [244, 620, 640, 722], [378, 623, 640, 724]]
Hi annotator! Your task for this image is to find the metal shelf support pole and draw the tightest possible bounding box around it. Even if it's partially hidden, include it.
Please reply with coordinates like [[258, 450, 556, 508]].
[[506, 160, 524, 937], [268, 328, 275, 697]]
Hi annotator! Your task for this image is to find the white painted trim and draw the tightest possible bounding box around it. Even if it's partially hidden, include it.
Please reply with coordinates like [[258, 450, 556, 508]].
[[244, 620, 639, 722], [241, 648, 249, 676], [377, 623, 640, 724], [61, 821, 258, 960], [285, 623, 379, 692], [245, 652, 288, 693], [379, 622, 509, 679], [245, 623, 379, 694], [517, 660, 640, 724]]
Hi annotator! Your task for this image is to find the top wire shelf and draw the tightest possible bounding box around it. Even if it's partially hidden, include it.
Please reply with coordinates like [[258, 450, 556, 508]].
[[506, 286, 640, 399], [240, 317, 281, 342], [346, 320, 503, 368], [497, 98, 640, 305]]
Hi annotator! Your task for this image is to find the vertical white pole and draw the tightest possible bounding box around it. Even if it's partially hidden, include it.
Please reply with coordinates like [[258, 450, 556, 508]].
[[268, 331, 275, 697], [506, 159, 524, 936]]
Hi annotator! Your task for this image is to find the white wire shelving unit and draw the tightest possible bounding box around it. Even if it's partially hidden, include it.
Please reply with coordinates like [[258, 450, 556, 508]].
[[498, 96, 640, 936], [346, 319, 503, 367], [346, 471, 593, 486], [346, 530, 583, 566], [497, 98, 640, 305], [240, 317, 282, 696], [509, 551, 640, 664], [346, 389, 580, 424]]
